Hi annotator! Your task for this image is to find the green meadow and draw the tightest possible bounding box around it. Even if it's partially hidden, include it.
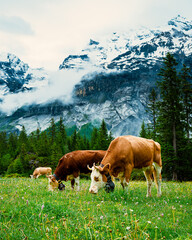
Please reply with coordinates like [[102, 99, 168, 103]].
[[0, 178, 191, 240]]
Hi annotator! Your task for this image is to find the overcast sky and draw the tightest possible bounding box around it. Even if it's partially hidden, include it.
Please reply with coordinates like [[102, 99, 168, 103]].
[[0, 0, 191, 70]]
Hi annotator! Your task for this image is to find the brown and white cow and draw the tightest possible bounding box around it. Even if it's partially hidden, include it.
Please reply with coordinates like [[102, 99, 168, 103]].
[[88, 135, 162, 197], [30, 167, 52, 179], [47, 150, 106, 191]]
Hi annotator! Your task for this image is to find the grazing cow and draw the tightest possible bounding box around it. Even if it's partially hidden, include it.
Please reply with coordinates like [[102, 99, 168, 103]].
[[88, 135, 162, 197], [30, 167, 52, 179], [47, 150, 106, 191]]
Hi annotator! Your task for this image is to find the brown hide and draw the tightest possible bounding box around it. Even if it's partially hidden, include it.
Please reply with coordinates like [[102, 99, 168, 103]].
[[100, 136, 162, 181], [33, 167, 52, 178], [54, 150, 106, 181]]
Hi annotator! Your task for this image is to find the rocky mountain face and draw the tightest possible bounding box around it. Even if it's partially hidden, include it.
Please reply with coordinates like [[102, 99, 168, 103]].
[[0, 53, 48, 94], [0, 15, 191, 136]]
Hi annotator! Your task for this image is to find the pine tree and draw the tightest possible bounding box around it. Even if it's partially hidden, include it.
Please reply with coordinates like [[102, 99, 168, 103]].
[[18, 126, 28, 152], [91, 128, 99, 149], [8, 132, 18, 158], [0, 132, 8, 157], [180, 64, 192, 140], [19, 143, 28, 173], [57, 117, 67, 154], [146, 88, 158, 140], [140, 121, 148, 138], [71, 130, 78, 151], [49, 118, 56, 143], [157, 53, 184, 180], [98, 120, 109, 150], [58, 117, 67, 140]]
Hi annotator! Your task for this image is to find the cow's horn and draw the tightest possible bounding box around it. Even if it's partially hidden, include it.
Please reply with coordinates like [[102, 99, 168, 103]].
[[87, 165, 92, 171]]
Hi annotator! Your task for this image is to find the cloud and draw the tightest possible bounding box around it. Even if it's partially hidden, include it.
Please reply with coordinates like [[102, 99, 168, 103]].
[[0, 15, 34, 35], [0, 68, 101, 115]]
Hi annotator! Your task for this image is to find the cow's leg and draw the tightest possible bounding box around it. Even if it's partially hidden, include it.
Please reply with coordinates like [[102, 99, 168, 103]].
[[120, 177, 129, 190], [153, 163, 162, 197], [71, 179, 75, 190], [71, 176, 80, 191], [74, 176, 80, 191], [143, 169, 153, 197], [123, 165, 133, 191]]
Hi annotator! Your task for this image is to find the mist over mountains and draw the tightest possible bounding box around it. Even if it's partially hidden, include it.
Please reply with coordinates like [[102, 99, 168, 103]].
[[0, 15, 191, 136]]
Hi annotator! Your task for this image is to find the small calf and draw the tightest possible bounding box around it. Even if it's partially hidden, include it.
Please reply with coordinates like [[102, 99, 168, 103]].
[[30, 167, 52, 179]]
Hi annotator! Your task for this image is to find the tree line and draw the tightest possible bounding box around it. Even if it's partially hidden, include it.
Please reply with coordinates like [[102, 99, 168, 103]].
[[0, 119, 113, 177], [140, 53, 192, 181]]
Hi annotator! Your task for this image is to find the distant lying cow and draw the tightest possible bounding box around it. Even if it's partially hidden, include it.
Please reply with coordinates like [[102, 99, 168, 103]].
[[47, 150, 106, 191], [89, 135, 162, 197], [30, 167, 52, 179]]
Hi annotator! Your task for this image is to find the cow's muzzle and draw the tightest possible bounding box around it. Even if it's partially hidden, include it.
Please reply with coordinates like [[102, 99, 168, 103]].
[[58, 180, 65, 191], [104, 180, 115, 193], [89, 186, 98, 194]]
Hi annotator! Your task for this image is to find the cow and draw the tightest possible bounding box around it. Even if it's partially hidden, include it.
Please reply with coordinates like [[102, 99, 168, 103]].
[[30, 167, 52, 179], [47, 150, 106, 191], [88, 135, 162, 197]]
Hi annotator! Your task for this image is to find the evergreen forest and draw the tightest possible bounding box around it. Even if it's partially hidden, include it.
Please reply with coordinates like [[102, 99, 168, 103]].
[[0, 119, 113, 177]]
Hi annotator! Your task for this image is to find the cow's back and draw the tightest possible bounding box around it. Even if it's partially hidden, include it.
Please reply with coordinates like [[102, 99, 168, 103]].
[[33, 168, 40, 175], [72, 150, 106, 174], [54, 150, 106, 177], [102, 136, 159, 169]]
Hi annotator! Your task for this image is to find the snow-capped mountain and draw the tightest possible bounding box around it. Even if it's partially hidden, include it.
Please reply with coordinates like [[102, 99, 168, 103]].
[[0, 53, 48, 94], [0, 15, 191, 136], [59, 15, 192, 71]]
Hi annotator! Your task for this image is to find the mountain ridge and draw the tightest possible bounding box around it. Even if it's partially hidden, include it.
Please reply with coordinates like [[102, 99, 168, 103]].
[[0, 15, 191, 136]]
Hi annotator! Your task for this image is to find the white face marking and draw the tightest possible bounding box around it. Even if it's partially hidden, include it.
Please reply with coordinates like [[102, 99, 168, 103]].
[[89, 167, 105, 194], [48, 177, 59, 191]]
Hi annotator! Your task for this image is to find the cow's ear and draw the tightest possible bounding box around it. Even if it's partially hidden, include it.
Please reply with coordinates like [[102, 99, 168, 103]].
[[101, 163, 111, 174]]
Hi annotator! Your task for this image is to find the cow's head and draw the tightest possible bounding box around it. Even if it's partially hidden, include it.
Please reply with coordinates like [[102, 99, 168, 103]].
[[47, 175, 59, 191], [47, 175, 65, 191], [88, 163, 114, 194]]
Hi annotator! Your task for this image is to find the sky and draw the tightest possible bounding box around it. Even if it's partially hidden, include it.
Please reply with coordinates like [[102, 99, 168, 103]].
[[0, 0, 192, 71]]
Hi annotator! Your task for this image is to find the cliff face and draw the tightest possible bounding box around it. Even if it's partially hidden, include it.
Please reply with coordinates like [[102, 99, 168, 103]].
[[0, 16, 191, 136]]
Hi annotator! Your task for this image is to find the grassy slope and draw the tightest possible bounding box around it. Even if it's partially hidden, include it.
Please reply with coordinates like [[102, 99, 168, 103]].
[[0, 178, 191, 240]]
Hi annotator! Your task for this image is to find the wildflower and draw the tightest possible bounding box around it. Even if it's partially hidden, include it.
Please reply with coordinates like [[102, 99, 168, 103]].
[[39, 213, 41, 218], [129, 209, 133, 212], [100, 216, 103, 220], [41, 204, 44, 210], [147, 221, 151, 224], [126, 227, 131, 231], [26, 200, 28, 206], [124, 213, 128, 216], [161, 213, 164, 217]]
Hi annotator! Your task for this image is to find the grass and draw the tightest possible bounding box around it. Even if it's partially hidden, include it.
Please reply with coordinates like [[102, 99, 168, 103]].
[[0, 178, 191, 240]]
